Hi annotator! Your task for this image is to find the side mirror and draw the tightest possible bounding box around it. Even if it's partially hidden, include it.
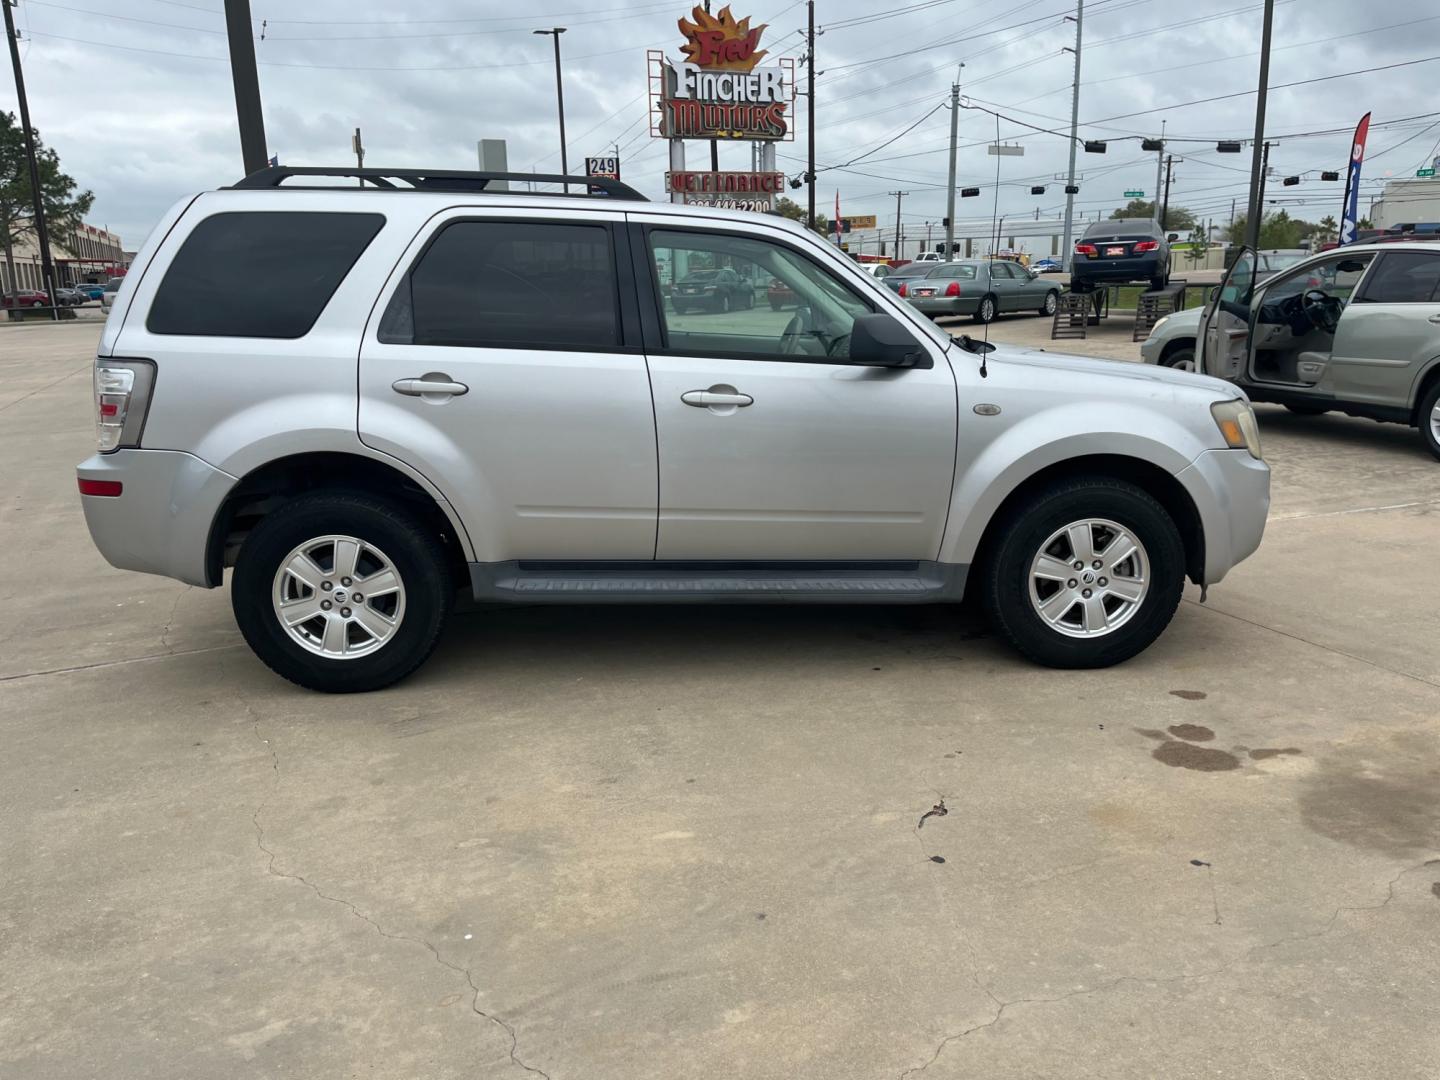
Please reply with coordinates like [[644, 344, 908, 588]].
[[850, 312, 931, 369], [1210, 286, 1221, 303], [1167, 233, 1180, 242]]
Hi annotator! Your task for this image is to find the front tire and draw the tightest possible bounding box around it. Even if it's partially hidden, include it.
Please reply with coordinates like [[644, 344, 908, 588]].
[[973, 294, 997, 324], [1040, 290, 1059, 316], [981, 477, 1185, 668], [1419, 379, 1440, 462], [1160, 345, 1196, 372], [232, 492, 453, 692]]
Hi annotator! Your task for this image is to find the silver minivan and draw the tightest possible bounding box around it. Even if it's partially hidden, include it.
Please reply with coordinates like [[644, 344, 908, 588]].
[[78, 166, 1269, 691], [1199, 241, 1440, 459]]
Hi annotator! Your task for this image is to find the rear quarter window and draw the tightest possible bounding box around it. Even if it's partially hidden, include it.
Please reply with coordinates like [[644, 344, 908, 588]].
[[146, 211, 385, 338]]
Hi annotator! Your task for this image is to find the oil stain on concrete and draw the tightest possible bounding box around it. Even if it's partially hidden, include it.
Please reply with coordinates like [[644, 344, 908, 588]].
[[1298, 732, 1440, 857], [1169, 690, 1208, 701]]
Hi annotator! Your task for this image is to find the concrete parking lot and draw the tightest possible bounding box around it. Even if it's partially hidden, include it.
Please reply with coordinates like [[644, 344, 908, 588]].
[[2, 317, 1438, 1079]]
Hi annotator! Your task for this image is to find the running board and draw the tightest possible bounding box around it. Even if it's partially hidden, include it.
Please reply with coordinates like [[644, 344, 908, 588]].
[[469, 560, 968, 604]]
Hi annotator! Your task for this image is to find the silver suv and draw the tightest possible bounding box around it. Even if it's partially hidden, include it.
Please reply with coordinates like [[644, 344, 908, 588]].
[[1199, 241, 1440, 459], [78, 166, 1269, 692]]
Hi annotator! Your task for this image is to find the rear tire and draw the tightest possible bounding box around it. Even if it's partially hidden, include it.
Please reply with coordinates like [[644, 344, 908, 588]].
[[981, 477, 1185, 668], [1418, 379, 1440, 462], [231, 492, 453, 693], [719, 294, 731, 314], [1150, 275, 1169, 291]]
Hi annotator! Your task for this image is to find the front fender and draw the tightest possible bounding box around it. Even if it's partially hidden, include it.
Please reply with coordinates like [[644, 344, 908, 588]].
[[939, 401, 1210, 567]]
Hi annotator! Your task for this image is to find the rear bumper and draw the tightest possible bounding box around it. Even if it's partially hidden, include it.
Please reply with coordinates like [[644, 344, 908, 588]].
[[1072, 255, 1166, 285], [77, 450, 237, 587], [1174, 449, 1270, 586], [908, 295, 980, 317]]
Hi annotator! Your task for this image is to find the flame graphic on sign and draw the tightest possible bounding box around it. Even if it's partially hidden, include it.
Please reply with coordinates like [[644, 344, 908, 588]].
[[677, 5, 768, 71]]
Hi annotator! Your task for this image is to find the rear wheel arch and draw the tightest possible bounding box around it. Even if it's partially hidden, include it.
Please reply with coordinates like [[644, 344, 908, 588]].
[[971, 454, 1206, 588], [1411, 359, 1440, 423], [205, 452, 469, 589]]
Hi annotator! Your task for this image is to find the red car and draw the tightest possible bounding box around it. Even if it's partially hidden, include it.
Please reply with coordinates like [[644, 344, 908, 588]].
[[2, 289, 49, 308], [767, 277, 797, 310]]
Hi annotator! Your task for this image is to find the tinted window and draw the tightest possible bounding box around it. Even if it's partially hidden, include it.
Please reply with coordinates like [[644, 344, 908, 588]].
[[990, 263, 1014, 280], [148, 212, 383, 337], [382, 220, 617, 349], [650, 229, 871, 362], [1361, 252, 1440, 303], [935, 264, 978, 280]]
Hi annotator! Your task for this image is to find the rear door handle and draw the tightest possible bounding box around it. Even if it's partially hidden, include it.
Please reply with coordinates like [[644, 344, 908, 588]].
[[392, 376, 469, 397], [681, 389, 753, 407], [1428, 314, 1440, 324]]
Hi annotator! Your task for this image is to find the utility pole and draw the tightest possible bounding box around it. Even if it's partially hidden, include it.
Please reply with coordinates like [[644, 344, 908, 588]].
[[351, 127, 364, 188], [890, 191, 908, 261], [223, 0, 268, 176], [944, 67, 962, 263], [925, 220, 933, 252], [1244, 0, 1275, 249], [1160, 154, 1174, 231], [3, 0, 58, 315], [1060, 0, 1084, 271], [533, 28, 569, 191], [806, 0, 816, 231], [1152, 118, 1166, 216]]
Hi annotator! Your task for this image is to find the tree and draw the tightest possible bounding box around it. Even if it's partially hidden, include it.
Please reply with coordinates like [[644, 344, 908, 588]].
[[772, 194, 829, 237], [1110, 198, 1195, 231], [1225, 209, 1303, 249], [1315, 215, 1339, 244], [0, 111, 94, 295]]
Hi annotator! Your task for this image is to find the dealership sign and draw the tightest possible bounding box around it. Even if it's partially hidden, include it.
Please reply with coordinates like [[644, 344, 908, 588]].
[[648, 6, 796, 143], [666, 169, 784, 209]]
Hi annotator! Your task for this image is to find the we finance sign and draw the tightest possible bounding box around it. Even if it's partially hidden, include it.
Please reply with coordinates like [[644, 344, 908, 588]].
[[648, 6, 796, 142]]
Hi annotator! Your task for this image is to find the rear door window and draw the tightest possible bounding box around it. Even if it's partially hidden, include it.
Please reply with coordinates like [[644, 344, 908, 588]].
[[380, 220, 619, 349], [1358, 252, 1440, 303], [147, 211, 384, 337]]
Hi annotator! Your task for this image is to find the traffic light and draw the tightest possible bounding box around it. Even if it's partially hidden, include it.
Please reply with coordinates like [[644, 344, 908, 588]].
[[1030, 185, 1045, 195], [961, 187, 980, 198], [942, 217, 950, 227], [1142, 138, 1163, 151], [1065, 184, 1080, 194], [1320, 170, 1340, 181], [1282, 175, 1300, 186], [1084, 140, 1107, 153], [1216, 141, 1242, 153]]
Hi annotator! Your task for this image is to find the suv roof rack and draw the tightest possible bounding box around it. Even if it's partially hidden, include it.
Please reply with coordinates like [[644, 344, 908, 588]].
[[229, 166, 647, 201]]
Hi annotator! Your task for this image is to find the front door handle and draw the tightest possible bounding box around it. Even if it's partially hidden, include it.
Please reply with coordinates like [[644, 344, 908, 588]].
[[682, 389, 753, 408], [392, 375, 469, 397], [1428, 314, 1440, 324]]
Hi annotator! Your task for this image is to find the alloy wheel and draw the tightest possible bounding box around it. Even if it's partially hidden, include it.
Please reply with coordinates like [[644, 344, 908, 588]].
[[1027, 518, 1149, 638], [271, 534, 406, 659]]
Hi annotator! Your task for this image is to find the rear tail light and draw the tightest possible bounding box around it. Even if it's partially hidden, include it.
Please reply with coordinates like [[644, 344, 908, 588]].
[[1133, 240, 1159, 253], [1075, 243, 1098, 256], [945, 281, 961, 297], [93, 359, 155, 453], [898, 282, 908, 297], [78, 478, 123, 497]]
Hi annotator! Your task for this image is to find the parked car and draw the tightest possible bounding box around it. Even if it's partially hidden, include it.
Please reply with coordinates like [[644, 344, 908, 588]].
[[767, 276, 797, 310], [77, 164, 1268, 691], [880, 262, 940, 295], [1071, 218, 1175, 292], [3, 289, 49, 308], [100, 276, 123, 312], [859, 262, 893, 279], [72, 282, 106, 301], [55, 286, 86, 306], [1197, 241, 1440, 459], [911, 251, 943, 263], [896, 260, 1061, 323], [1031, 258, 1063, 274], [671, 267, 753, 314]]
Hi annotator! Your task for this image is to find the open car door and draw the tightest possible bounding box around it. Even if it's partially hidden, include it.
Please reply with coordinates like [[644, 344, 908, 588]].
[[1198, 246, 1256, 381]]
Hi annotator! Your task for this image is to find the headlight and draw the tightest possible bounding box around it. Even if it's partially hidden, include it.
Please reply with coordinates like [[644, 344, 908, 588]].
[[1210, 399, 1263, 460], [1148, 315, 1170, 337]]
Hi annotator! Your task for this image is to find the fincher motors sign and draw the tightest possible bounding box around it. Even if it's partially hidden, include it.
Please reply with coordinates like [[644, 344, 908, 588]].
[[648, 6, 797, 142]]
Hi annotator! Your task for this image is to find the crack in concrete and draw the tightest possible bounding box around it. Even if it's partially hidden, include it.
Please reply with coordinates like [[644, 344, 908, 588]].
[[895, 859, 1435, 1079], [247, 709, 551, 1080], [0, 643, 245, 683], [159, 587, 190, 654]]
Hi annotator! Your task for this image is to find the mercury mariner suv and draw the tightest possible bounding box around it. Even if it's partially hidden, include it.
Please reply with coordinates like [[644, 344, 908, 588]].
[[78, 166, 1270, 692]]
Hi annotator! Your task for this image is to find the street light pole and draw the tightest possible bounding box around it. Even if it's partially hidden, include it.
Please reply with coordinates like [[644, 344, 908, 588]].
[[1244, 0, 1275, 249], [534, 28, 569, 191], [1060, 0, 1083, 271], [806, 0, 816, 231], [223, 0, 268, 176], [3, 0, 58, 316], [890, 190, 908, 260], [944, 67, 962, 263]]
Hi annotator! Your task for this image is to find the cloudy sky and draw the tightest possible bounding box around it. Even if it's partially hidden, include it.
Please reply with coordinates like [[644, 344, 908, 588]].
[[4, 0, 1439, 251]]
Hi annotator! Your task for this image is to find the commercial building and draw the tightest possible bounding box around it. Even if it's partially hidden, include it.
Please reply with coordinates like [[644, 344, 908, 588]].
[[2, 221, 127, 292], [1370, 177, 1440, 231]]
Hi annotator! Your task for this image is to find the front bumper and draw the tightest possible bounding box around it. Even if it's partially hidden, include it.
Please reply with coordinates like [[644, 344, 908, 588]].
[[907, 295, 979, 317], [77, 449, 237, 587], [1174, 449, 1270, 586]]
